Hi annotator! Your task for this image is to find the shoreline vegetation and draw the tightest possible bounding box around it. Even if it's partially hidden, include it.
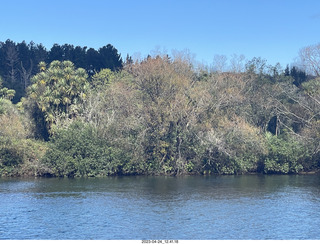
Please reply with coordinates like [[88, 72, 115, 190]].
[[0, 40, 320, 177]]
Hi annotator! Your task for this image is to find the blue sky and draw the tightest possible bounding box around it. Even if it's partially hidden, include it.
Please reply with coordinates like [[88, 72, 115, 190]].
[[1, 0, 320, 67]]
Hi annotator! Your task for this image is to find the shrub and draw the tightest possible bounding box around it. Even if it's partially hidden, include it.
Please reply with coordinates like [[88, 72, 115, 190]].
[[0, 137, 48, 177], [42, 121, 131, 177], [262, 132, 307, 174]]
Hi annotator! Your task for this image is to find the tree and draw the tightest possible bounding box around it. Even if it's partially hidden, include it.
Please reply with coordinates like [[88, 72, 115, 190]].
[[4, 41, 20, 95], [33, 43, 48, 64], [72, 45, 87, 68], [91, 68, 116, 88], [122, 55, 205, 174], [48, 44, 64, 63], [300, 78, 320, 160], [17, 41, 34, 91], [86, 48, 100, 75], [98, 44, 123, 71], [245, 57, 267, 74], [212, 54, 227, 72], [27, 60, 89, 134], [0, 40, 48, 103], [125, 54, 133, 66], [230, 54, 246, 73], [298, 43, 320, 76], [42, 121, 128, 177], [0, 87, 48, 177], [289, 66, 307, 87], [0, 76, 15, 100]]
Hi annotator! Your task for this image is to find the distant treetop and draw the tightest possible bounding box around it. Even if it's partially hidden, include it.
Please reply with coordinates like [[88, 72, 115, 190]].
[[0, 39, 123, 102]]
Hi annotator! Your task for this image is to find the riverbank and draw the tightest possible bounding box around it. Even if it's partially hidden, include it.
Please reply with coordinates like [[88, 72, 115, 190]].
[[1, 162, 319, 178], [1, 56, 320, 179]]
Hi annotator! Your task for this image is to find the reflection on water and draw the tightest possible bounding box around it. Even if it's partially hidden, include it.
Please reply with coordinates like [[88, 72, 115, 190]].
[[0, 175, 319, 239]]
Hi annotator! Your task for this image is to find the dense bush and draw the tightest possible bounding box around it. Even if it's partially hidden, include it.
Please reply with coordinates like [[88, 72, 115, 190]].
[[42, 121, 133, 177], [0, 138, 48, 177], [1, 53, 320, 177], [0, 98, 47, 176], [261, 132, 308, 174]]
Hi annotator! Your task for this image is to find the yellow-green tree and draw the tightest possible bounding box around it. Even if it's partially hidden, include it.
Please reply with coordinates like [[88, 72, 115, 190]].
[[28, 60, 89, 133], [91, 68, 116, 88], [0, 76, 15, 100]]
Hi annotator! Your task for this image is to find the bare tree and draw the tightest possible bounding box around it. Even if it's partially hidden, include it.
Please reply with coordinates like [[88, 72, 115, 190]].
[[299, 43, 320, 76], [230, 54, 246, 73], [212, 54, 227, 72], [20, 59, 33, 89], [5, 43, 20, 85]]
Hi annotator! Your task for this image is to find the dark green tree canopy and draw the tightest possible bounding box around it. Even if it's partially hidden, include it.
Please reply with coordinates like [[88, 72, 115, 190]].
[[0, 39, 123, 103]]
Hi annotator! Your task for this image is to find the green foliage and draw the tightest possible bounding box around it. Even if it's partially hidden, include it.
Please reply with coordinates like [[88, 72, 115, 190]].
[[0, 137, 48, 177], [0, 98, 12, 115], [0, 137, 23, 166], [0, 77, 15, 101], [28, 60, 89, 134], [0, 99, 30, 139], [245, 57, 267, 74], [91, 68, 116, 88], [0, 40, 123, 102], [262, 133, 307, 174], [2, 46, 320, 177], [42, 121, 132, 177], [0, 98, 48, 176], [0, 87, 15, 100], [302, 78, 320, 96], [200, 148, 236, 175], [0, 136, 24, 176]]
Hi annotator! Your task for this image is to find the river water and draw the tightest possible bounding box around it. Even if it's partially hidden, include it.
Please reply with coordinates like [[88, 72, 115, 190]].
[[0, 175, 319, 240]]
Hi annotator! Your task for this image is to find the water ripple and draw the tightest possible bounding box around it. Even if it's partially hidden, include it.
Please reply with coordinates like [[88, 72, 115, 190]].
[[0, 175, 320, 240]]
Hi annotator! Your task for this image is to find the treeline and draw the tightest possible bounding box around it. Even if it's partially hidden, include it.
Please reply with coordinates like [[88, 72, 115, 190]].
[[0, 39, 123, 103], [0, 40, 319, 177]]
